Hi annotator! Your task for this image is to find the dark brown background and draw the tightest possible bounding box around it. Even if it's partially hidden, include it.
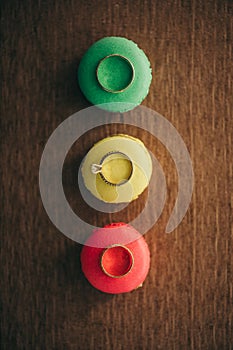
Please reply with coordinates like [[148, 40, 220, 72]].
[[1, 0, 232, 349]]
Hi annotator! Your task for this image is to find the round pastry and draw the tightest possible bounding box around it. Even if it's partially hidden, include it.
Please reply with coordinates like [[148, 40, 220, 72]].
[[80, 223, 150, 294], [78, 36, 152, 113], [81, 134, 152, 203]]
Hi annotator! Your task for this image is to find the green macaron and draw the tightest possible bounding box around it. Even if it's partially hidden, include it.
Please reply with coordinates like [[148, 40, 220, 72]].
[[78, 37, 152, 113]]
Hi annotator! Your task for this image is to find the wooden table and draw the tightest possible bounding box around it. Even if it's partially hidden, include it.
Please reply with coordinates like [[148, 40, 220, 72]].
[[1, 0, 232, 349]]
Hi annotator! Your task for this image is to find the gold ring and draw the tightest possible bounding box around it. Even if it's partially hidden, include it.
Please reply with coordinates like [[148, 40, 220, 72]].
[[96, 54, 135, 93], [100, 244, 134, 278], [91, 151, 133, 186]]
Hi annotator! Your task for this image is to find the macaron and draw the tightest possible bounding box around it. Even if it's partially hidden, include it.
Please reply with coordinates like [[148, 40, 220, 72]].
[[81, 134, 152, 203], [78, 36, 152, 113], [80, 223, 150, 294]]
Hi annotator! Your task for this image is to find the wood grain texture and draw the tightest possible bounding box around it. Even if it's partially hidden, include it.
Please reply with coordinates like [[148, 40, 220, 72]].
[[1, 0, 232, 349]]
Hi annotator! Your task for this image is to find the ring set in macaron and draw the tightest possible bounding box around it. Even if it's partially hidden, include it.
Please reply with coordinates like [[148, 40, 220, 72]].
[[78, 36, 152, 112], [81, 134, 152, 203], [78, 37, 152, 294]]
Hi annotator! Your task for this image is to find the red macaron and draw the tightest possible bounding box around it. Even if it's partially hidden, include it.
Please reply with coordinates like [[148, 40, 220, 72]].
[[81, 223, 150, 294]]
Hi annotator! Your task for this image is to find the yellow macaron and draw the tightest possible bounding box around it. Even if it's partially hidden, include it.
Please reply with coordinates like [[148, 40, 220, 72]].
[[81, 134, 152, 203]]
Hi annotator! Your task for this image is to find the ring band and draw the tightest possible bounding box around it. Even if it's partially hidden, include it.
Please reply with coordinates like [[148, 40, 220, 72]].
[[100, 244, 134, 278], [91, 151, 133, 186], [96, 54, 135, 93]]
